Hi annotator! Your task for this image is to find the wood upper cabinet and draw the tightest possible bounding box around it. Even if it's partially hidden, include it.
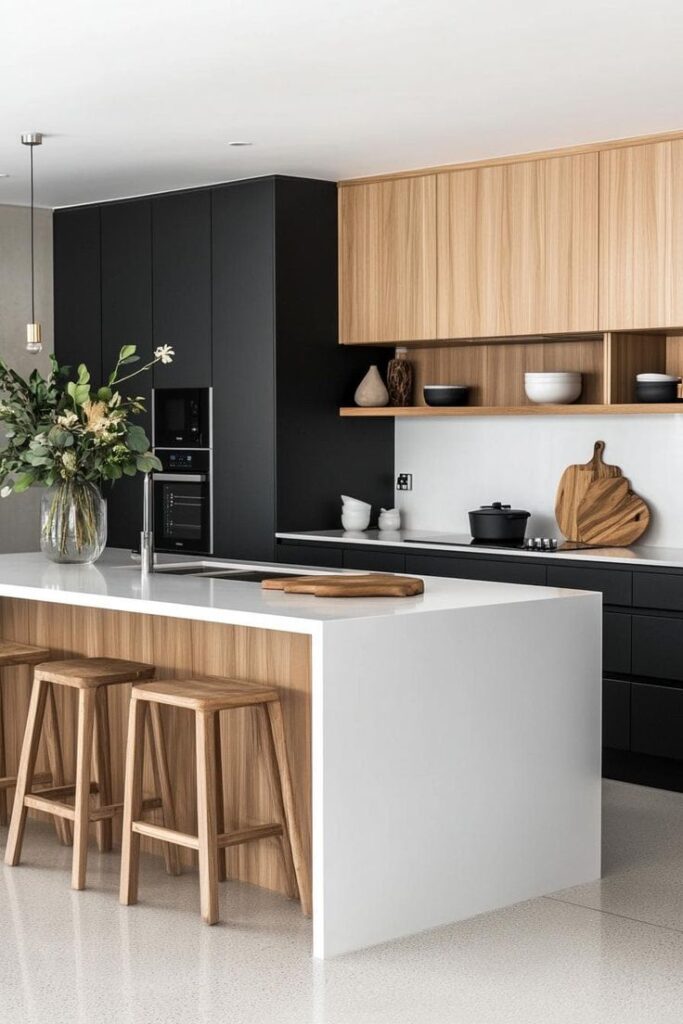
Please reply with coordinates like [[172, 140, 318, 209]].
[[436, 153, 599, 338], [339, 175, 437, 343], [599, 140, 683, 330]]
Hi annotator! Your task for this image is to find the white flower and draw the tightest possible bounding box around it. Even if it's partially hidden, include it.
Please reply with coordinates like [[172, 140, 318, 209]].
[[57, 411, 79, 429], [154, 345, 175, 365], [1, 485, 12, 498]]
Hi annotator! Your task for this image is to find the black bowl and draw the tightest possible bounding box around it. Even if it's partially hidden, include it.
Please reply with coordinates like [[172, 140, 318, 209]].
[[423, 385, 469, 407], [635, 380, 680, 403]]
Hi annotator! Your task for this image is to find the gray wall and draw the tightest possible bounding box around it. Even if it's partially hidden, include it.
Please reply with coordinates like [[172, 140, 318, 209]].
[[0, 204, 53, 552]]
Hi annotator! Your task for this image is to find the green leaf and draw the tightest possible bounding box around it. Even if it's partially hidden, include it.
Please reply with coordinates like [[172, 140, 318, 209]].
[[135, 453, 162, 474], [97, 387, 113, 402], [77, 364, 91, 386], [118, 344, 137, 361], [13, 472, 35, 493], [119, 355, 140, 366], [126, 423, 150, 453]]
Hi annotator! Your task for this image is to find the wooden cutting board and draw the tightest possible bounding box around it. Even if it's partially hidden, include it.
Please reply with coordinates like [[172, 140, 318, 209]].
[[555, 441, 622, 541], [575, 476, 651, 546], [262, 574, 425, 598]]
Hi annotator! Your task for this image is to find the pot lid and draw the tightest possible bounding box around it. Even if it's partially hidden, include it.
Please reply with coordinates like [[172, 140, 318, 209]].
[[470, 502, 531, 517]]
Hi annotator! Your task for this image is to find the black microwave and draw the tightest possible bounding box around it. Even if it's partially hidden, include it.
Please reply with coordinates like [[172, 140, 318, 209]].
[[153, 387, 211, 448]]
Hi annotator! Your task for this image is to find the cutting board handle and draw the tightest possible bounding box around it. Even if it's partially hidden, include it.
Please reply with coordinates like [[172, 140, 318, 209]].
[[589, 440, 607, 469]]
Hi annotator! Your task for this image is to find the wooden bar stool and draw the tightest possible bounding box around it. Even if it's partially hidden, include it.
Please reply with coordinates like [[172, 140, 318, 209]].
[[5, 657, 181, 890], [120, 677, 311, 924], [0, 639, 71, 844]]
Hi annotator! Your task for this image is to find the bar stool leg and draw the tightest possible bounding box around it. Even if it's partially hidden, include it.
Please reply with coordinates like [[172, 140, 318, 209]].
[[44, 684, 73, 847], [264, 700, 312, 916], [120, 697, 147, 906], [256, 705, 298, 900], [72, 688, 96, 890], [147, 703, 182, 877], [92, 688, 113, 853], [213, 712, 227, 883], [0, 674, 7, 827], [5, 678, 49, 866], [195, 710, 220, 925]]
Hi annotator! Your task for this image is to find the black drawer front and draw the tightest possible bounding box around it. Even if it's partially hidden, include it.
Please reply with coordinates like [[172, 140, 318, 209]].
[[633, 614, 683, 682], [603, 678, 630, 751], [547, 565, 631, 607], [603, 612, 631, 675], [405, 554, 546, 586], [343, 549, 406, 573], [631, 682, 683, 760], [634, 572, 683, 612], [276, 543, 343, 569]]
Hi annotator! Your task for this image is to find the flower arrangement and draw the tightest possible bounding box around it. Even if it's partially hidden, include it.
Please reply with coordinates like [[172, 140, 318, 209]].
[[0, 344, 174, 560]]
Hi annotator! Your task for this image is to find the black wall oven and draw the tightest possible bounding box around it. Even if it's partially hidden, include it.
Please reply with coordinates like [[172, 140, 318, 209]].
[[153, 449, 212, 554]]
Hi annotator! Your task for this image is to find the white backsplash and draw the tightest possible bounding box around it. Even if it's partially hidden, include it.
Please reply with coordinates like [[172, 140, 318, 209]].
[[394, 414, 683, 547]]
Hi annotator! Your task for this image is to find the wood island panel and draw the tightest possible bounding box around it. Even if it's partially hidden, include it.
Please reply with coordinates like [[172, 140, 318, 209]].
[[0, 598, 311, 903]]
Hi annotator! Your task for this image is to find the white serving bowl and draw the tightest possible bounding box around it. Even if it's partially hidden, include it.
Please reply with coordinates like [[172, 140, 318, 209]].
[[636, 373, 680, 382], [341, 494, 371, 511], [524, 372, 582, 404], [341, 509, 371, 531]]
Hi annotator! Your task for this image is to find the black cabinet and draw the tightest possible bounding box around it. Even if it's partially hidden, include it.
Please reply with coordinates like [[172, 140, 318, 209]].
[[100, 200, 153, 549], [603, 612, 631, 675], [547, 565, 631, 606], [633, 572, 683, 613], [632, 614, 683, 682], [343, 549, 405, 573], [152, 191, 211, 388], [631, 682, 683, 760], [276, 543, 343, 568], [405, 553, 547, 586], [53, 207, 102, 382], [603, 678, 630, 750]]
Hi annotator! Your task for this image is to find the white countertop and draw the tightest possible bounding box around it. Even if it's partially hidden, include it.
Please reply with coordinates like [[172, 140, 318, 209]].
[[0, 548, 590, 636], [276, 529, 683, 569]]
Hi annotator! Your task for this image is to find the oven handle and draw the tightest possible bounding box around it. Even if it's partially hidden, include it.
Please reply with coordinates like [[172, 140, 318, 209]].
[[153, 473, 208, 483]]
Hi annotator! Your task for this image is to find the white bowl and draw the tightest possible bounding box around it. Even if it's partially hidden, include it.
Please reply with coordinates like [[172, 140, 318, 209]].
[[341, 494, 371, 511], [636, 373, 681, 382], [341, 509, 371, 531], [524, 372, 582, 404]]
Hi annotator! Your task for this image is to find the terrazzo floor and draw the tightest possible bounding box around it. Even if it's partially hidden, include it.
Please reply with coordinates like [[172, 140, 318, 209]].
[[2, 780, 683, 1023]]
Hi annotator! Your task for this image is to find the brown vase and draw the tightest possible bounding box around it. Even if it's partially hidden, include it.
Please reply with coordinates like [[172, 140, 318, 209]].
[[387, 347, 413, 407]]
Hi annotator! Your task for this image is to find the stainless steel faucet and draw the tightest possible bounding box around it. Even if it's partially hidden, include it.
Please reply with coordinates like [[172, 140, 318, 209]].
[[140, 472, 154, 575]]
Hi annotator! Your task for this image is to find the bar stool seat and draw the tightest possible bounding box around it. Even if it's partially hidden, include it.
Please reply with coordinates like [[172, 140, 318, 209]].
[[120, 676, 311, 924], [0, 640, 53, 829], [5, 656, 181, 889]]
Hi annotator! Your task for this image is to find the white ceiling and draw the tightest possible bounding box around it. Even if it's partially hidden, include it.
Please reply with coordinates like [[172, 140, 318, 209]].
[[2, 0, 683, 208]]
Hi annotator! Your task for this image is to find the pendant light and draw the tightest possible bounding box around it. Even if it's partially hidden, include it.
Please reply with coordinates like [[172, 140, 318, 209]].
[[21, 131, 43, 353]]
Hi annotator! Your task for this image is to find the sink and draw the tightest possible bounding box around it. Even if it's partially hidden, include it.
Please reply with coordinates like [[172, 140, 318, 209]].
[[150, 563, 302, 583]]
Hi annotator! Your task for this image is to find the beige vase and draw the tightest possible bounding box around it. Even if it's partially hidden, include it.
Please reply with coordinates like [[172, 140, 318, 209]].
[[354, 365, 389, 407]]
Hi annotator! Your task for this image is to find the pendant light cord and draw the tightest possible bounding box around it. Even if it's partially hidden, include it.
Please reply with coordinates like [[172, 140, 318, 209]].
[[29, 142, 35, 324]]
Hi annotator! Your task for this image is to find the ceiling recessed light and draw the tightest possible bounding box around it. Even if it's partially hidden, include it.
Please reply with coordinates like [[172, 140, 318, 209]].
[[228, 141, 253, 147]]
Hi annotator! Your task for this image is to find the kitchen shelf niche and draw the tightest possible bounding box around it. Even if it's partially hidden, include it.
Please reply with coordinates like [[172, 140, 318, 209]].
[[341, 331, 683, 417]]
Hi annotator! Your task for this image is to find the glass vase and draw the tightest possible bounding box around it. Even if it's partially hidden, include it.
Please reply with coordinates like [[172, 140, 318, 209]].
[[40, 480, 107, 564]]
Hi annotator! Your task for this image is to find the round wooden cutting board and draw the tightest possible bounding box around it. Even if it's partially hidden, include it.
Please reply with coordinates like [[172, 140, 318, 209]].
[[575, 476, 650, 546], [262, 574, 425, 598], [555, 441, 622, 541]]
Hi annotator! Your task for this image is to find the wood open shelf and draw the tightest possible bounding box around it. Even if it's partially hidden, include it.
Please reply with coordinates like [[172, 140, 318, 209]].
[[341, 331, 683, 417], [341, 403, 683, 417]]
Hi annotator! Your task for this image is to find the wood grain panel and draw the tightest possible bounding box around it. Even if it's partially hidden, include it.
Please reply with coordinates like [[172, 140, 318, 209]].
[[605, 331, 668, 403], [339, 175, 437, 343], [437, 153, 598, 338], [0, 599, 311, 903], [600, 140, 683, 330]]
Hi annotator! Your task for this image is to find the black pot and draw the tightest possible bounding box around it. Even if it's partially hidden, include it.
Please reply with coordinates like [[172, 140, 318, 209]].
[[468, 502, 531, 542], [635, 380, 680, 403]]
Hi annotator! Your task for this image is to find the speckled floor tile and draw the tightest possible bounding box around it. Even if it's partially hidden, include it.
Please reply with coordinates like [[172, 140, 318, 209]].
[[2, 781, 683, 1023]]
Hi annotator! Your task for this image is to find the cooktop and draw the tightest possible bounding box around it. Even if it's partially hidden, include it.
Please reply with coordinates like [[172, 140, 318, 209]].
[[405, 535, 561, 552]]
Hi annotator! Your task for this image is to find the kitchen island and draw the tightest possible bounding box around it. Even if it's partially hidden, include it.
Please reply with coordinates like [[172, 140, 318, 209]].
[[0, 550, 601, 957]]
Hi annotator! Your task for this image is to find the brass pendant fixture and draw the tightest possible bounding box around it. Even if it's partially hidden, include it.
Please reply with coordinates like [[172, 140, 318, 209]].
[[21, 131, 43, 353]]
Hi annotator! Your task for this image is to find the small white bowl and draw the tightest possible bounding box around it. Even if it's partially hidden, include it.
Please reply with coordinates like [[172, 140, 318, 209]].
[[636, 373, 681, 382], [524, 372, 582, 404], [341, 494, 372, 511], [341, 509, 371, 531]]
